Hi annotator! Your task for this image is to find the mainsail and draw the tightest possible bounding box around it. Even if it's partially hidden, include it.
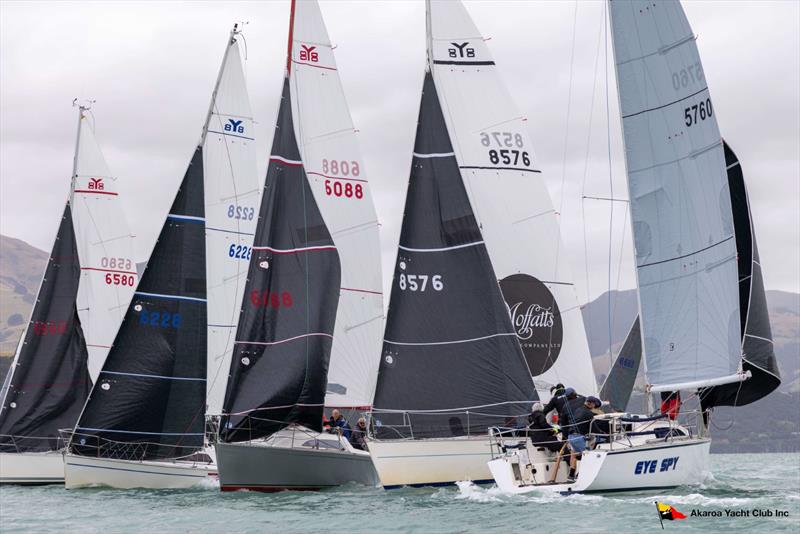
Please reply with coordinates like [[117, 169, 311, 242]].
[[289, 0, 384, 409], [426, 0, 597, 398], [700, 142, 780, 407], [220, 0, 382, 441], [610, 0, 745, 392], [70, 28, 254, 460], [0, 108, 136, 453]]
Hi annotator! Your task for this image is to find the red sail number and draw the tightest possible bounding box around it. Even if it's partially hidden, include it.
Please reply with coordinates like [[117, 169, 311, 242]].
[[105, 273, 136, 286], [250, 291, 293, 308], [324, 180, 363, 199]]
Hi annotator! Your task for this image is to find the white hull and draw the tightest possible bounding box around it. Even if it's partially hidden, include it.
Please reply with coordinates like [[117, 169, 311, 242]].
[[0, 451, 65, 485], [489, 437, 711, 494], [368, 436, 515, 488], [63, 453, 217, 489]]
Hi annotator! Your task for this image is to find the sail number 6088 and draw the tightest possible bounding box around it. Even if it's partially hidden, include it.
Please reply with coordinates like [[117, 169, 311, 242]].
[[399, 274, 443, 292]]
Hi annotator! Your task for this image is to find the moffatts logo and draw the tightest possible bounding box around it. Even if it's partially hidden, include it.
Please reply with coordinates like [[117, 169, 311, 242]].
[[508, 302, 555, 339], [500, 273, 563, 375], [88, 177, 104, 190]]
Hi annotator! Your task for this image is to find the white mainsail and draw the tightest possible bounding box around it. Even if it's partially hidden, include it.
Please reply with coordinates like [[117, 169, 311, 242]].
[[203, 34, 260, 416], [288, 0, 384, 408], [610, 0, 742, 391], [428, 0, 597, 398], [71, 110, 137, 380]]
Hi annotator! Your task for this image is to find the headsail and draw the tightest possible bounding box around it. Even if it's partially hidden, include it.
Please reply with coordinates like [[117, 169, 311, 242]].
[[700, 142, 780, 407], [372, 71, 536, 439], [599, 317, 642, 412], [427, 0, 597, 398], [71, 146, 208, 461], [0, 206, 89, 452], [288, 0, 384, 409], [610, 0, 744, 392], [219, 78, 341, 442]]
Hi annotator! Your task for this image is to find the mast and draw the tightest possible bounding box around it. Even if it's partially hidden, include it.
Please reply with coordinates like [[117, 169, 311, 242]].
[[200, 24, 239, 146], [286, 0, 296, 76], [70, 102, 84, 206]]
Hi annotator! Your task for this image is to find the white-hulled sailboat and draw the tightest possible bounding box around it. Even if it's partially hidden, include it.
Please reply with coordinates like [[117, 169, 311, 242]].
[[0, 103, 137, 484], [367, 0, 597, 489], [489, 0, 780, 494], [214, 0, 384, 492], [64, 24, 259, 489]]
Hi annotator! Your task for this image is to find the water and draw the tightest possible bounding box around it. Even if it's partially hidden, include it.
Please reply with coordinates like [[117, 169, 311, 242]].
[[1, 453, 798, 533]]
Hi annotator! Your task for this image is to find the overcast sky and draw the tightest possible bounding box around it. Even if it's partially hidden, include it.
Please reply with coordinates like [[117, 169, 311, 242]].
[[1, 0, 798, 305]]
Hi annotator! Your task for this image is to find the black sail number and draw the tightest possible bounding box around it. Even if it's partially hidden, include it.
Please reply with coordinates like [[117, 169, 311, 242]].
[[684, 98, 713, 127]]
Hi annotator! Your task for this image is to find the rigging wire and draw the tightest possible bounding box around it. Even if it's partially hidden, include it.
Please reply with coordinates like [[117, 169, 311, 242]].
[[579, 3, 607, 366]]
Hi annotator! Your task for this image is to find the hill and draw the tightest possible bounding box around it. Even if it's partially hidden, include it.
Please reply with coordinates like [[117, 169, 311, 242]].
[[582, 289, 800, 452]]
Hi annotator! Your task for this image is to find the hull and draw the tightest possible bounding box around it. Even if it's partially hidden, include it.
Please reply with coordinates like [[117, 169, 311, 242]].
[[0, 451, 65, 485], [368, 436, 509, 488], [216, 441, 378, 492], [63, 454, 216, 489], [489, 438, 711, 494]]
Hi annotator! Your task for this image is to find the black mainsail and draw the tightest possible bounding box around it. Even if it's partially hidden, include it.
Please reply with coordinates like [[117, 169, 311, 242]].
[[372, 72, 537, 439], [700, 142, 781, 409], [70, 149, 208, 461], [0, 205, 90, 453], [219, 79, 341, 443]]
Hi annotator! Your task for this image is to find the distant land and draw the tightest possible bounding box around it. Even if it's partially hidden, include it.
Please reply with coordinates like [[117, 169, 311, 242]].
[[0, 234, 797, 452]]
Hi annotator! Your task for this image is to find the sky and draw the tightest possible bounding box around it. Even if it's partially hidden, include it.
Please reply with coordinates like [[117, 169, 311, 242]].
[[1, 0, 798, 305]]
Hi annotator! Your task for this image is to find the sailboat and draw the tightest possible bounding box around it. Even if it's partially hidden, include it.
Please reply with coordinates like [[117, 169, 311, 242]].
[[489, 0, 780, 494], [63, 24, 259, 489], [367, 0, 597, 489], [214, 0, 384, 492], [0, 103, 137, 484]]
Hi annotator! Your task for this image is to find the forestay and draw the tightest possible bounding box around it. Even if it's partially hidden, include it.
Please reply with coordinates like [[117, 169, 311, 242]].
[[203, 37, 260, 416], [428, 0, 597, 397], [289, 0, 384, 409], [71, 112, 137, 380], [610, 0, 742, 390]]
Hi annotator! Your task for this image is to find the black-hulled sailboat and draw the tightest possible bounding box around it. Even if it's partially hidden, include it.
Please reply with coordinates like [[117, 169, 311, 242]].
[[64, 25, 259, 489], [0, 103, 136, 484], [215, 0, 384, 492]]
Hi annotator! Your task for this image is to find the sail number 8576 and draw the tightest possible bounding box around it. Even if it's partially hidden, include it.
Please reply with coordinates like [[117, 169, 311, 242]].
[[399, 274, 443, 292]]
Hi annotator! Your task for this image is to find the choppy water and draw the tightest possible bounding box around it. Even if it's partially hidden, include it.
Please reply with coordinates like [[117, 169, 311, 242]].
[[1, 453, 798, 533]]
